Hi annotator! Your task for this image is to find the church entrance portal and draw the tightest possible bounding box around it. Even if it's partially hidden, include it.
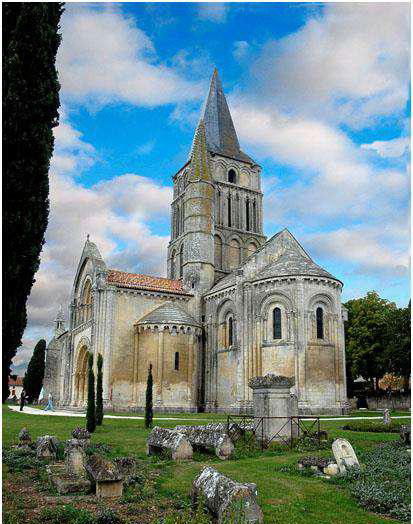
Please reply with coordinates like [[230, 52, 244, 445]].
[[74, 345, 89, 406]]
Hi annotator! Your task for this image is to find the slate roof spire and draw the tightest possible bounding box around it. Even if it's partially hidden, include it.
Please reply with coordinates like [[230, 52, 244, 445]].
[[191, 69, 254, 164]]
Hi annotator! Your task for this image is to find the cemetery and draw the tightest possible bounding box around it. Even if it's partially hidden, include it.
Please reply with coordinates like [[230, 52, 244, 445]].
[[2, 380, 411, 524]]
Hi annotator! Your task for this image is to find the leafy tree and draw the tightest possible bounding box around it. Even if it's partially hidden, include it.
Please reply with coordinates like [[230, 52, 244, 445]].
[[145, 364, 153, 429], [96, 353, 103, 426], [23, 339, 46, 403], [3, 3, 63, 402], [344, 291, 397, 390], [86, 353, 96, 433], [383, 301, 411, 391]]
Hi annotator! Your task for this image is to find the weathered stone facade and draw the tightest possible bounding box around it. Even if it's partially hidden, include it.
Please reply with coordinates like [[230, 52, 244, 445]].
[[43, 69, 348, 415]]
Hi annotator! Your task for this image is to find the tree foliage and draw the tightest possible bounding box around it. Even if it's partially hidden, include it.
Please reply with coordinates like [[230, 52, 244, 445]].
[[86, 353, 96, 433], [145, 364, 153, 429], [3, 3, 63, 402], [96, 353, 103, 426], [23, 339, 46, 402], [344, 291, 410, 391]]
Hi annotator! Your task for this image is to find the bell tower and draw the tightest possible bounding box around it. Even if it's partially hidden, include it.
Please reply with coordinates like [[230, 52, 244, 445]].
[[167, 69, 266, 286]]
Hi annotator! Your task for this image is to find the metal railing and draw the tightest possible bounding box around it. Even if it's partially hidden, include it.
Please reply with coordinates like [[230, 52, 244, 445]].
[[226, 414, 321, 450]]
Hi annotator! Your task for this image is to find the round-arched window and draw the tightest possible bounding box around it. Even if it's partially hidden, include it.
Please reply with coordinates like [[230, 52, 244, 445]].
[[316, 307, 324, 339], [228, 169, 236, 184]]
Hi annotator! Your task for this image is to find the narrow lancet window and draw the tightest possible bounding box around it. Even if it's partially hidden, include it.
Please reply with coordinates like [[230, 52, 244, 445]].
[[174, 351, 180, 370], [316, 307, 324, 339], [228, 169, 236, 183], [273, 307, 282, 339], [227, 194, 232, 227], [246, 198, 250, 231], [228, 316, 233, 346]]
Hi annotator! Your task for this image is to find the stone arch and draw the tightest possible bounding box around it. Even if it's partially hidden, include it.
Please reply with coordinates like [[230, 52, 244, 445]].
[[308, 292, 335, 342], [170, 249, 176, 279], [76, 276, 93, 326], [73, 339, 90, 406], [260, 292, 294, 342], [217, 299, 236, 348], [245, 239, 258, 258], [228, 237, 241, 270]]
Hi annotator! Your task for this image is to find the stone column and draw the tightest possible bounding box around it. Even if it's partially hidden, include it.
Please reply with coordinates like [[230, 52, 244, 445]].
[[248, 375, 298, 442]]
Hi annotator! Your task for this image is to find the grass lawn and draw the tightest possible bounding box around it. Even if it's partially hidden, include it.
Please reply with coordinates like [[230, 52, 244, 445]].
[[2, 406, 407, 523]]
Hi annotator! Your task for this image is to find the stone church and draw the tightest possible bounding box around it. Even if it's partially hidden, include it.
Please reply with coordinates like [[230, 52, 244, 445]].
[[44, 70, 348, 415]]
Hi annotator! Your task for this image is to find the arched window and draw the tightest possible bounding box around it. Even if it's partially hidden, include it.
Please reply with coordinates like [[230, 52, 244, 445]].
[[273, 307, 282, 339], [227, 194, 232, 227], [252, 200, 256, 232], [170, 250, 176, 279], [228, 169, 236, 183], [228, 316, 233, 346], [316, 307, 324, 339], [80, 280, 92, 324], [229, 239, 241, 270], [246, 198, 250, 231], [174, 352, 180, 371]]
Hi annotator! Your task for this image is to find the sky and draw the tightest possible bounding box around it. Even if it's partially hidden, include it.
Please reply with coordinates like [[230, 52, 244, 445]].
[[12, 2, 411, 375]]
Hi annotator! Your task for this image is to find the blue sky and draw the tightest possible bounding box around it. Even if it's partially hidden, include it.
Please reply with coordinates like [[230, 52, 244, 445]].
[[13, 2, 410, 374]]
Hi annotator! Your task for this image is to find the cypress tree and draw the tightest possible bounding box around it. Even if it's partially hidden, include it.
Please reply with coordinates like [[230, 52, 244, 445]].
[[96, 353, 103, 426], [3, 3, 63, 402], [145, 364, 153, 429], [23, 339, 46, 403], [86, 353, 96, 433]]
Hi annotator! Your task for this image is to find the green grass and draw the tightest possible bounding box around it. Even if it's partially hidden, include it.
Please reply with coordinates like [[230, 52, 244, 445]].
[[3, 406, 405, 523]]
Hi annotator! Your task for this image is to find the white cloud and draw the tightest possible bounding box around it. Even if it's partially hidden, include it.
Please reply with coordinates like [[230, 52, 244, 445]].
[[361, 137, 410, 158], [197, 3, 228, 23], [136, 140, 155, 155], [251, 3, 410, 129], [233, 41, 249, 60], [58, 5, 204, 108]]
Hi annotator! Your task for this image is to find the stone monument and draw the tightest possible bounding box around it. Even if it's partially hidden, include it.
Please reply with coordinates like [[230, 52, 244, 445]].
[[248, 374, 298, 443], [332, 438, 359, 473], [383, 408, 391, 425]]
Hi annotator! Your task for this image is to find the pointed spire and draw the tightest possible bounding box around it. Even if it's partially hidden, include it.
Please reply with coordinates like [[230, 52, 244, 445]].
[[194, 69, 254, 164], [189, 119, 212, 181], [54, 304, 65, 323]]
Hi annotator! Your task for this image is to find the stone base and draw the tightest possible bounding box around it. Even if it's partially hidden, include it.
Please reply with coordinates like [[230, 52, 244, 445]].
[[96, 480, 123, 498]]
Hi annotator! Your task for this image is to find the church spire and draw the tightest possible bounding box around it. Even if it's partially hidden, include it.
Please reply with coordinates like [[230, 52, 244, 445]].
[[198, 68, 254, 164]]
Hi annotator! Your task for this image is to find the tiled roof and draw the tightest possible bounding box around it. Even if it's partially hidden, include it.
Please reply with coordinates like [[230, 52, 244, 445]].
[[137, 302, 200, 326], [9, 376, 23, 387], [107, 270, 192, 296]]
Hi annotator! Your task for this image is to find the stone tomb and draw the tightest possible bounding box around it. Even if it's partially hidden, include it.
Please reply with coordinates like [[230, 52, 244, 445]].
[[47, 438, 91, 494], [332, 438, 359, 473], [147, 427, 193, 460], [36, 435, 59, 459], [85, 454, 123, 498], [174, 424, 234, 460], [248, 374, 298, 443], [18, 428, 32, 449], [192, 466, 263, 523]]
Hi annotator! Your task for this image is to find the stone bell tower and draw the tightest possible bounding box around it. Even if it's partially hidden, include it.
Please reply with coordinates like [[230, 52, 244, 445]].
[[167, 69, 266, 287]]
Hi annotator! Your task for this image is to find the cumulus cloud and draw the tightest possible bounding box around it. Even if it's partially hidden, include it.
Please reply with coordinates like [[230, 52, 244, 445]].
[[58, 4, 204, 108], [361, 137, 410, 158], [197, 3, 228, 23], [250, 3, 410, 129], [233, 41, 250, 60]]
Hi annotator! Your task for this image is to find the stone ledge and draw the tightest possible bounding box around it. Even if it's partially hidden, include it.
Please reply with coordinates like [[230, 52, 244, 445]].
[[248, 374, 294, 390]]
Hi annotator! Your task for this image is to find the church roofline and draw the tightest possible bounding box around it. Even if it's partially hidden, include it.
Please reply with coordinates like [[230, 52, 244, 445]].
[[107, 269, 193, 296]]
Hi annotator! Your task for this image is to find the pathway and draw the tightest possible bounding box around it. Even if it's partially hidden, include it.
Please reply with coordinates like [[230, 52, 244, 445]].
[[8, 405, 411, 422]]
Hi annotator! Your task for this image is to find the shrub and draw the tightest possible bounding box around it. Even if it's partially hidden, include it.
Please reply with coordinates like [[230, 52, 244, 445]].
[[96, 508, 122, 524], [3, 447, 45, 472], [86, 353, 96, 433], [85, 442, 112, 457], [342, 420, 405, 433]]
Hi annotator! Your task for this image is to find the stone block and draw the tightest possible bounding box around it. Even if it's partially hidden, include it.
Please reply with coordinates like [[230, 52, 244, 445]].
[[192, 466, 263, 523], [36, 435, 59, 459], [332, 438, 359, 473], [96, 479, 123, 498], [175, 424, 234, 459], [46, 464, 91, 495], [85, 454, 124, 498], [147, 426, 193, 460]]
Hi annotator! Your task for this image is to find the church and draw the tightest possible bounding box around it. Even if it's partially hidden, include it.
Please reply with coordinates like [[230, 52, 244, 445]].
[[44, 70, 348, 415]]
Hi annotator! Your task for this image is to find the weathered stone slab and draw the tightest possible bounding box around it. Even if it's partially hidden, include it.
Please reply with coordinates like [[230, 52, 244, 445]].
[[18, 427, 32, 448], [192, 466, 263, 523], [332, 438, 359, 473], [113, 457, 138, 485], [85, 454, 123, 498], [36, 435, 59, 459], [175, 424, 234, 460], [147, 427, 193, 460], [46, 464, 91, 494], [65, 439, 87, 477]]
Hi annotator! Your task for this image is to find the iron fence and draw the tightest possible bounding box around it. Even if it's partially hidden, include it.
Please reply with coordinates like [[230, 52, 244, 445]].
[[226, 414, 321, 450]]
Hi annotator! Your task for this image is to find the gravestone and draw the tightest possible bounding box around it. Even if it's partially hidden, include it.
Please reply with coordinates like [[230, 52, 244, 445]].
[[65, 439, 87, 477], [36, 435, 59, 459], [332, 438, 359, 473], [175, 424, 234, 460], [248, 374, 298, 443], [85, 454, 123, 498], [147, 427, 193, 460], [192, 466, 263, 523], [18, 428, 32, 449], [382, 409, 391, 425]]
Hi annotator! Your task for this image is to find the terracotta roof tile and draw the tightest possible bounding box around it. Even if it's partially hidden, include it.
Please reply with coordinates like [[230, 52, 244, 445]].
[[107, 270, 192, 296], [9, 376, 23, 386]]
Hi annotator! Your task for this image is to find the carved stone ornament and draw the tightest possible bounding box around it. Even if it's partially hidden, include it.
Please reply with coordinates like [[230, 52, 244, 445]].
[[248, 374, 295, 390]]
